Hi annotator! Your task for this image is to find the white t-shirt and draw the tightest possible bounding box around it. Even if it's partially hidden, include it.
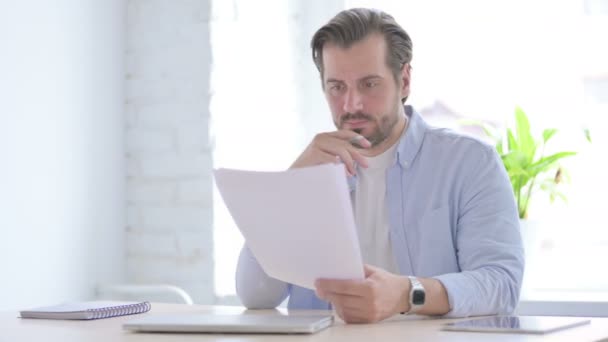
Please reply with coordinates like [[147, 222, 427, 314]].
[[351, 142, 400, 274]]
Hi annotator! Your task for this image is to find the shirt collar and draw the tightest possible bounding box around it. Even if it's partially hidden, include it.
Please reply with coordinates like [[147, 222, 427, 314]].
[[395, 105, 427, 170]]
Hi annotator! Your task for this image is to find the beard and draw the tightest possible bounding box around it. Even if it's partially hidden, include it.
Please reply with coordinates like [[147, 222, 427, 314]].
[[337, 101, 401, 147]]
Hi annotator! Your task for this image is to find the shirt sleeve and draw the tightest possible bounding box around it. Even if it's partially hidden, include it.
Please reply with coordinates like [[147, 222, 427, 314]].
[[235, 245, 289, 309], [433, 144, 525, 317]]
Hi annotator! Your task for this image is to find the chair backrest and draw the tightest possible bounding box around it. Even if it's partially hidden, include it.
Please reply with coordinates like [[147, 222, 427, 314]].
[[96, 284, 194, 304]]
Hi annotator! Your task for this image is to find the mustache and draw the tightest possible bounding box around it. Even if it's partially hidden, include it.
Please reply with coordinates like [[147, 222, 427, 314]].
[[340, 112, 373, 125]]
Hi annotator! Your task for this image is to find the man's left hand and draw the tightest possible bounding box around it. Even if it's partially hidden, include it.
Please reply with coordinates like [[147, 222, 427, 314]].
[[314, 264, 410, 323]]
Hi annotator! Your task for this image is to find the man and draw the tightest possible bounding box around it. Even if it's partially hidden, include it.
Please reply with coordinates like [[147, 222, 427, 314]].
[[236, 8, 524, 323]]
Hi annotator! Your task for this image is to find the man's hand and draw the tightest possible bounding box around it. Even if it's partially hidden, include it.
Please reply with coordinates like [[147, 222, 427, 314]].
[[290, 130, 371, 176], [315, 264, 410, 324]]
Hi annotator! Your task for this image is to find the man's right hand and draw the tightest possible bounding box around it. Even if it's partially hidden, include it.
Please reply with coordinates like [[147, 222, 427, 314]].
[[290, 130, 371, 176]]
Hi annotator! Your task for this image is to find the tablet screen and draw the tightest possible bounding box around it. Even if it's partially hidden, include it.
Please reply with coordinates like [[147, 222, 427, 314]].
[[442, 316, 590, 334]]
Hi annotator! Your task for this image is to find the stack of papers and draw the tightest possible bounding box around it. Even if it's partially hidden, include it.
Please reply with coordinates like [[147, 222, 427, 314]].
[[214, 164, 364, 289]]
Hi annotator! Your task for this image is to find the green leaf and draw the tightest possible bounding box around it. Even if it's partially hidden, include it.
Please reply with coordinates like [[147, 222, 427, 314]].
[[584, 128, 592, 143], [502, 151, 530, 174], [514, 107, 537, 163], [529, 152, 576, 175], [556, 192, 568, 203], [496, 139, 504, 155], [462, 106, 583, 218], [507, 129, 517, 153], [542, 128, 558, 144]]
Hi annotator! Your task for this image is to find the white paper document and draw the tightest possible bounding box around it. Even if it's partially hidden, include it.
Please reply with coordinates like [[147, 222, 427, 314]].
[[214, 163, 364, 289]]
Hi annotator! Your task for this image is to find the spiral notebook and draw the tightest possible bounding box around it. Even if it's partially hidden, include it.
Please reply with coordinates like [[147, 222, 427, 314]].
[[19, 301, 151, 320]]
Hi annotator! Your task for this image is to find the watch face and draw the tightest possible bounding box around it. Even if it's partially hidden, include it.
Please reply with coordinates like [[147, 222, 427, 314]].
[[412, 289, 425, 305]]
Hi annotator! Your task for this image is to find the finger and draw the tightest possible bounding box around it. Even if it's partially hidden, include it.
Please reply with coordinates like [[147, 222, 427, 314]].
[[313, 134, 368, 172], [341, 309, 375, 324], [315, 278, 367, 297], [316, 144, 357, 175], [314, 150, 342, 165], [348, 147, 369, 168], [335, 296, 383, 324], [335, 158, 354, 177], [348, 135, 372, 148], [329, 130, 372, 147], [333, 306, 346, 323], [334, 150, 356, 176], [309, 151, 354, 176], [340, 311, 360, 324], [333, 302, 373, 324], [319, 143, 366, 172], [326, 292, 380, 324], [327, 297, 368, 324], [363, 264, 379, 277], [325, 293, 367, 312]]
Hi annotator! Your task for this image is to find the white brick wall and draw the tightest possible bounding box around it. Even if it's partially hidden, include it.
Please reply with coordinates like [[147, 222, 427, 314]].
[[126, 0, 214, 304]]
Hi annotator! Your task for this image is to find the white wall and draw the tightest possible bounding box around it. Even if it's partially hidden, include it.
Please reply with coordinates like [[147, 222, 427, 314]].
[[125, 0, 214, 304], [0, 0, 125, 310]]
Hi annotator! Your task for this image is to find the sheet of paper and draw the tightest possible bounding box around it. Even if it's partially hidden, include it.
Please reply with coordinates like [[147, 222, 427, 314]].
[[214, 163, 364, 289]]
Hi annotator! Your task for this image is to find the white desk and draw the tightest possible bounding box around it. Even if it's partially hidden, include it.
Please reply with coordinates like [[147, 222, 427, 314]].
[[4, 303, 608, 341]]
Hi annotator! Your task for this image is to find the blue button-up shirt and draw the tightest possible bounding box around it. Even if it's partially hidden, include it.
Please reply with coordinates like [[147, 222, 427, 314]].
[[236, 106, 524, 317]]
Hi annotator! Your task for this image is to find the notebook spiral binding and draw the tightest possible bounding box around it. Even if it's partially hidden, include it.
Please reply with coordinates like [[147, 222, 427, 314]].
[[86, 302, 151, 319]]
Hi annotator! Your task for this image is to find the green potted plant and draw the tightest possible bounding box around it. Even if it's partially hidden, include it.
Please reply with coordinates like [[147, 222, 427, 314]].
[[474, 107, 588, 219], [466, 107, 591, 293]]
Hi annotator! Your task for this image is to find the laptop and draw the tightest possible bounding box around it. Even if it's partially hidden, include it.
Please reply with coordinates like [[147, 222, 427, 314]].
[[123, 313, 334, 334], [442, 316, 590, 334]]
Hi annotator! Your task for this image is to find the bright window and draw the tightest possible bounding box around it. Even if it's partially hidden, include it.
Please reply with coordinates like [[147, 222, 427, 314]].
[[210, 1, 307, 298], [211, 0, 608, 300]]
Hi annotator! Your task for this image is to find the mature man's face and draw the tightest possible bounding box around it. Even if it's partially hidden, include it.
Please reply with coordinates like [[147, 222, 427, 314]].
[[321, 33, 409, 147]]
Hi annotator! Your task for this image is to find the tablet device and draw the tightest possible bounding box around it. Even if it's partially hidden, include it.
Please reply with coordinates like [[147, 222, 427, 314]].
[[123, 313, 334, 334], [442, 316, 590, 334]]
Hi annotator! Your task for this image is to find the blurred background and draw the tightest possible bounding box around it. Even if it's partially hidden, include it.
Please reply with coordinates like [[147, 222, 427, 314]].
[[1, 0, 607, 313]]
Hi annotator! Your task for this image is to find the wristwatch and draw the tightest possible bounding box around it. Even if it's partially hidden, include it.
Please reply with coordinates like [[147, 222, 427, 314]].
[[405, 276, 425, 314]]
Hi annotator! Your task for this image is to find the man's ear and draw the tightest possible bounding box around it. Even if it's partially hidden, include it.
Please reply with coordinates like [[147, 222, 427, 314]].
[[400, 64, 411, 100]]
